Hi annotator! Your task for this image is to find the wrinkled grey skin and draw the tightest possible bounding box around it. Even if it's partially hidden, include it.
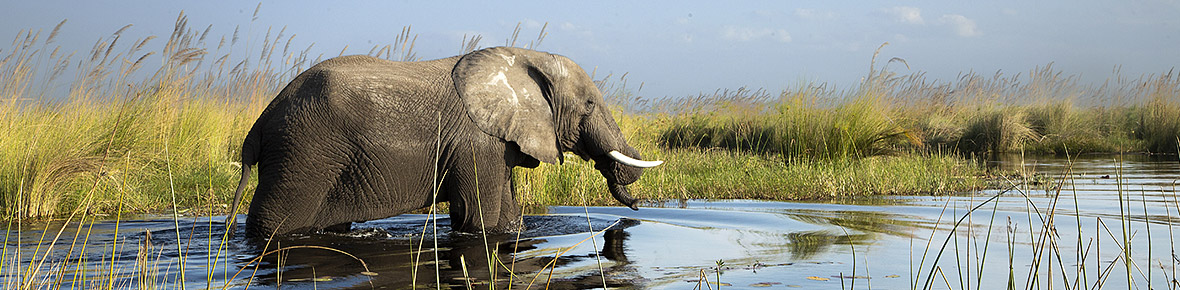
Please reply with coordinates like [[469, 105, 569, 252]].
[[226, 47, 648, 238]]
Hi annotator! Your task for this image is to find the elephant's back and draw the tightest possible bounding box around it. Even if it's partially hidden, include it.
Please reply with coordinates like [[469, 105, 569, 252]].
[[309, 55, 460, 86], [301, 54, 467, 135], [256, 54, 470, 159], [264, 55, 463, 124]]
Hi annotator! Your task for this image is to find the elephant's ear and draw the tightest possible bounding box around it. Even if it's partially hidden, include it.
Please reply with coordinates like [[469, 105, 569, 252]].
[[453, 47, 560, 164]]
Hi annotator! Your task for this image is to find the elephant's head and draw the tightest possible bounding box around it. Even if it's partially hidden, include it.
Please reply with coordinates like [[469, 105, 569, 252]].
[[453, 47, 662, 209]]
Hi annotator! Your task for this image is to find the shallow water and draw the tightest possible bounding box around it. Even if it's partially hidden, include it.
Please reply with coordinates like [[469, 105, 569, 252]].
[[3, 154, 1178, 289]]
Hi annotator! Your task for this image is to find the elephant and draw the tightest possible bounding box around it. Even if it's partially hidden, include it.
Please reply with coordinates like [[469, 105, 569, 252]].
[[224, 47, 663, 238]]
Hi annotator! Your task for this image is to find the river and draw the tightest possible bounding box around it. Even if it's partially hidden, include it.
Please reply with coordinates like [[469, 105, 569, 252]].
[[3, 154, 1177, 289]]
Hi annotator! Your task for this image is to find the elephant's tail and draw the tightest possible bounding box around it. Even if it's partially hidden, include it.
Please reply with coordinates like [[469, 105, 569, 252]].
[[225, 130, 261, 237]]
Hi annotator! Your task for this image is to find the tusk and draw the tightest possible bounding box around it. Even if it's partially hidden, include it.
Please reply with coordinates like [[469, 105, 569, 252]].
[[608, 151, 664, 168]]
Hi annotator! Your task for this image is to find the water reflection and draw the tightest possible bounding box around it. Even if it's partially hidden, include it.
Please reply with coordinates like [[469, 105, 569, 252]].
[[784, 231, 870, 260], [236, 215, 642, 289]]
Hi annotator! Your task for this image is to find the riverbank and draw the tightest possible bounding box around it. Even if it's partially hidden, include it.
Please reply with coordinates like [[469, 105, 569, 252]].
[[516, 113, 991, 208]]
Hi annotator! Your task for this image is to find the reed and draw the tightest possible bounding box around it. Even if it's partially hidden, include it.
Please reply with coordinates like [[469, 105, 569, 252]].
[[906, 155, 1180, 290], [1138, 89, 1180, 153]]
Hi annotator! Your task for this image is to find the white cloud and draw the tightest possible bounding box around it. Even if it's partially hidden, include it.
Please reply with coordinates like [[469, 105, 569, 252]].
[[520, 19, 545, 30], [883, 6, 924, 24], [939, 14, 980, 37], [556, 21, 593, 38], [794, 8, 835, 20], [722, 26, 792, 43]]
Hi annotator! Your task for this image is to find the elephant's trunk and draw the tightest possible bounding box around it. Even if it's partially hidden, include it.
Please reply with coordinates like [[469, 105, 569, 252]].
[[580, 103, 661, 210], [609, 182, 640, 210], [595, 145, 646, 211]]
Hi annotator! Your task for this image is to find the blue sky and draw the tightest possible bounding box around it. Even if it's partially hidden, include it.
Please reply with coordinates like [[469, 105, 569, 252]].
[[3, 0, 1178, 98]]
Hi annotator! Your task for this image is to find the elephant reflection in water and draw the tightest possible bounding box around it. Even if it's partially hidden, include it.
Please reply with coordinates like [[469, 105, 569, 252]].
[[242, 226, 639, 288], [601, 229, 630, 262]]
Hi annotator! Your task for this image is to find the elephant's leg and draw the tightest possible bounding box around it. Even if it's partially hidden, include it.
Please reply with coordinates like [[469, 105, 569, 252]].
[[496, 169, 524, 231], [246, 186, 326, 237], [246, 160, 339, 237]]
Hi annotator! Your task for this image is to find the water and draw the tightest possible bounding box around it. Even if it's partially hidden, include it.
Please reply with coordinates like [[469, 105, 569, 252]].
[[3, 155, 1178, 289]]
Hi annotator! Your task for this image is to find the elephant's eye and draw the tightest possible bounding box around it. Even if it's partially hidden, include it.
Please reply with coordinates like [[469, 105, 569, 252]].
[[584, 100, 596, 116]]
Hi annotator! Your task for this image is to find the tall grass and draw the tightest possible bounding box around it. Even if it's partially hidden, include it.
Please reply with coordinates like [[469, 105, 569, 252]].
[[0, 15, 278, 220], [10, 18, 1176, 220], [1138, 81, 1180, 152], [656, 85, 911, 160], [656, 64, 1178, 157], [4, 17, 1178, 223]]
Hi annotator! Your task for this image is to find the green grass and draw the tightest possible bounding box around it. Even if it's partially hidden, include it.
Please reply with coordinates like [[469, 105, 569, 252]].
[[517, 113, 987, 208]]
